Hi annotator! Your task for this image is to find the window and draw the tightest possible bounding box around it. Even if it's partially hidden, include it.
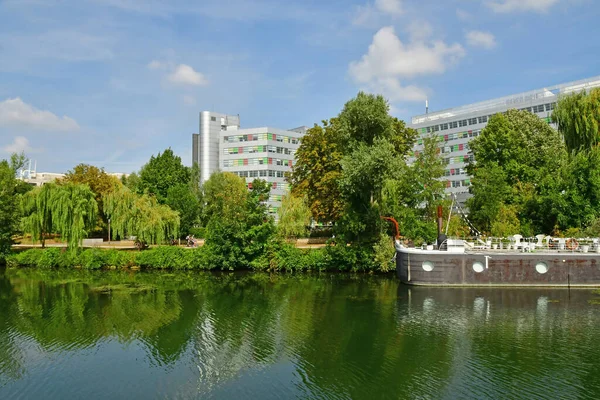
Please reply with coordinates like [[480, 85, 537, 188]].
[[441, 123, 449, 131], [452, 180, 461, 188], [259, 170, 267, 177], [468, 117, 478, 125], [426, 126, 432, 133], [211, 116, 216, 121], [432, 125, 440, 132], [450, 121, 458, 129], [459, 119, 467, 127], [277, 171, 284, 178], [478, 116, 488, 124]]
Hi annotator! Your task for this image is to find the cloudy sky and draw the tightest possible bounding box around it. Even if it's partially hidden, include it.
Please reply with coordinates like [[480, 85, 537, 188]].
[[1, 0, 598, 173]]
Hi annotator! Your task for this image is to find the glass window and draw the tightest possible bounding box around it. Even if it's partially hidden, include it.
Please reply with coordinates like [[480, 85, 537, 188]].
[[478, 116, 488, 124], [441, 123, 448, 131], [468, 118, 477, 125], [459, 120, 467, 127], [450, 121, 458, 129]]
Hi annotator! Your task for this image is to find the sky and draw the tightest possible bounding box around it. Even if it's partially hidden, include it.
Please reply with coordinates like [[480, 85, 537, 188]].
[[1, 0, 599, 173]]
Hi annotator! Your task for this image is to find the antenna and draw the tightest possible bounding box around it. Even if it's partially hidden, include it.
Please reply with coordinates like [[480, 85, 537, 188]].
[[425, 99, 429, 114]]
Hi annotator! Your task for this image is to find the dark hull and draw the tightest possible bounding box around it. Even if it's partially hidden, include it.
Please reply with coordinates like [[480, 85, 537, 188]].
[[396, 249, 600, 287]]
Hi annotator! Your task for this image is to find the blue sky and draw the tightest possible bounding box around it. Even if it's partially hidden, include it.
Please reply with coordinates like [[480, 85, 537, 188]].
[[1, 0, 599, 173]]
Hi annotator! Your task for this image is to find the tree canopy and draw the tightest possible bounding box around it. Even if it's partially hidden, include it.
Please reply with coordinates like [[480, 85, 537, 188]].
[[553, 88, 600, 153], [138, 148, 191, 203], [0, 159, 24, 259]]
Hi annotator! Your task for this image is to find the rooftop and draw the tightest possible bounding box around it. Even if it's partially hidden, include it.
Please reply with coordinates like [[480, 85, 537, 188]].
[[412, 75, 600, 125]]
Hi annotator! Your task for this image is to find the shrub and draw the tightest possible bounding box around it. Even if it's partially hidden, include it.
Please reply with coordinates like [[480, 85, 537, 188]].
[[78, 248, 109, 269]]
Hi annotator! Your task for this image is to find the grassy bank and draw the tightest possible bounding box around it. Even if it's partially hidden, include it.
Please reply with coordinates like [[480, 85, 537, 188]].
[[4, 244, 390, 273]]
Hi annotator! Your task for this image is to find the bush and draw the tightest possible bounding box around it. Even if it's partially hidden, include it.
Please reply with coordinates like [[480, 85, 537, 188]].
[[135, 246, 208, 269], [79, 248, 109, 269]]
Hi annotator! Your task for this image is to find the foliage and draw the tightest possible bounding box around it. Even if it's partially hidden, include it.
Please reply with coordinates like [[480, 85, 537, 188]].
[[335, 92, 417, 244], [373, 234, 395, 273], [122, 172, 141, 192], [59, 163, 122, 220], [21, 183, 54, 248], [202, 173, 275, 270], [553, 88, 600, 153], [290, 119, 345, 224], [138, 148, 191, 203], [277, 194, 311, 239], [166, 184, 200, 238], [444, 215, 471, 238], [0, 159, 22, 261], [50, 183, 98, 250], [490, 204, 521, 237], [21, 183, 98, 250], [103, 186, 180, 245], [467, 109, 567, 234], [380, 135, 446, 243]]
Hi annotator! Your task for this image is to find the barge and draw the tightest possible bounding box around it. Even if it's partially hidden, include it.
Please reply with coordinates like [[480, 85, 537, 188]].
[[395, 239, 600, 287]]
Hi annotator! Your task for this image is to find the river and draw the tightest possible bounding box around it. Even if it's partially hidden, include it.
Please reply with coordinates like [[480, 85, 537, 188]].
[[1, 268, 600, 399]]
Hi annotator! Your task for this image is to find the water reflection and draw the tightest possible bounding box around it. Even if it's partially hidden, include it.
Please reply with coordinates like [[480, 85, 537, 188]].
[[1, 268, 600, 399]]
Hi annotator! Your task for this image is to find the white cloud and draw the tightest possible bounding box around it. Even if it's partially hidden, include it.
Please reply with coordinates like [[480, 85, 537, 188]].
[[166, 64, 208, 86], [0, 98, 80, 132], [353, 0, 403, 26], [375, 0, 403, 16], [456, 9, 471, 20], [348, 26, 465, 102], [487, 0, 559, 13], [406, 21, 433, 42], [147, 60, 167, 70], [1, 136, 41, 154], [465, 30, 497, 49]]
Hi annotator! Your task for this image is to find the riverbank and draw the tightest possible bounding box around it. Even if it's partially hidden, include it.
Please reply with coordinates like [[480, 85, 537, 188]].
[[3, 244, 387, 272]]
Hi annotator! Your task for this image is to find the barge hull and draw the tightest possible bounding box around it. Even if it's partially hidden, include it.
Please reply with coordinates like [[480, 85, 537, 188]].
[[396, 250, 600, 287]]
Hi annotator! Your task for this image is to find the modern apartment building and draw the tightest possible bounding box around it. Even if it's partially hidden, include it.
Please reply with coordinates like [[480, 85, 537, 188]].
[[192, 111, 306, 215], [409, 75, 600, 205]]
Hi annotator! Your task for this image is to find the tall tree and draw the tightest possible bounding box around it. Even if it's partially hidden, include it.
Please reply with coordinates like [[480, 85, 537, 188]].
[[335, 92, 417, 243], [290, 119, 344, 224], [0, 159, 22, 259], [59, 164, 122, 236], [166, 184, 200, 237], [553, 88, 600, 153], [467, 109, 567, 234], [277, 194, 311, 239], [103, 186, 180, 245], [202, 173, 275, 269], [49, 183, 98, 250], [21, 183, 55, 248], [138, 149, 191, 203], [21, 183, 98, 249]]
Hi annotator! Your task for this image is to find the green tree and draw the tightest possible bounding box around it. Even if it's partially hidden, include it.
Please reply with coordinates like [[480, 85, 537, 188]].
[[103, 186, 180, 245], [59, 164, 122, 236], [138, 148, 191, 203], [467, 109, 567, 233], [381, 135, 446, 243], [0, 159, 22, 260], [553, 88, 600, 153], [21, 183, 55, 248], [277, 194, 311, 239], [290, 119, 344, 224], [21, 183, 98, 250], [202, 173, 275, 269], [49, 183, 98, 250], [166, 184, 200, 238], [335, 92, 417, 244]]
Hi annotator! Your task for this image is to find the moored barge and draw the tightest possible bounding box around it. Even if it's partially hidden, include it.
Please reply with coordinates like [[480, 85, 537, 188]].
[[395, 239, 600, 287]]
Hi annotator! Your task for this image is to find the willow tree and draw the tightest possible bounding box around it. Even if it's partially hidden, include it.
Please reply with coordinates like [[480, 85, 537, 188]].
[[103, 186, 180, 245], [553, 88, 600, 153], [21, 183, 98, 249], [21, 183, 55, 248], [50, 183, 98, 250]]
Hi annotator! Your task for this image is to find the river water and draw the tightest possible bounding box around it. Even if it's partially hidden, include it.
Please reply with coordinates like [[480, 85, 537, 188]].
[[1, 268, 600, 399]]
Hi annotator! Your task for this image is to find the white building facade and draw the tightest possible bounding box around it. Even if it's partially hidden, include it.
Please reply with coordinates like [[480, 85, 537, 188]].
[[408, 75, 600, 205], [192, 111, 306, 215]]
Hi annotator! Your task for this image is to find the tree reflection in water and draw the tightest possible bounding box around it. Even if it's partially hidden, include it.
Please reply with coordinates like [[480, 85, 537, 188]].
[[1, 268, 600, 399]]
